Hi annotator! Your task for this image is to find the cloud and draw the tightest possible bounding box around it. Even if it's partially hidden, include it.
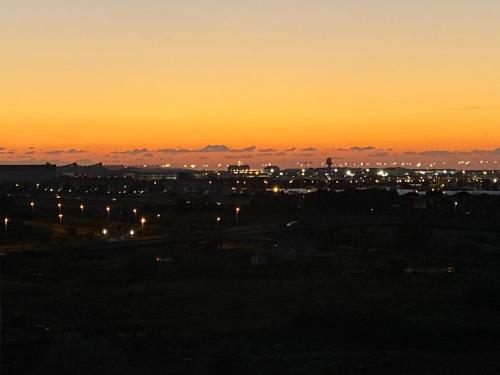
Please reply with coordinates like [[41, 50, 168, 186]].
[[112, 148, 150, 155], [198, 144, 231, 152], [156, 144, 256, 154], [415, 150, 456, 157], [300, 147, 317, 152], [156, 148, 191, 154], [46, 149, 88, 155], [283, 147, 296, 152], [259, 152, 286, 157], [403, 147, 500, 157], [349, 146, 376, 152], [67, 148, 87, 154], [470, 147, 500, 155], [369, 151, 390, 157], [225, 155, 254, 159], [258, 148, 277, 152]]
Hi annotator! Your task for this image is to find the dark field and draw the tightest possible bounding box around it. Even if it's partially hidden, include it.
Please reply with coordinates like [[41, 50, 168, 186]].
[[3, 216, 500, 375]]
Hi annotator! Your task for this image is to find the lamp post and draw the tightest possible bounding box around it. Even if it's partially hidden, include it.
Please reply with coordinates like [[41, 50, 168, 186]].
[[216, 216, 221, 231], [58, 214, 63, 225], [133, 208, 138, 220], [57, 202, 62, 214], [235, 207, 240, 225], [106, 206, 111, 221], [80, 204, 85, 217], [140, 217, 146, 234], [3, 218, 8, 243], [30, 202, 35, 220]]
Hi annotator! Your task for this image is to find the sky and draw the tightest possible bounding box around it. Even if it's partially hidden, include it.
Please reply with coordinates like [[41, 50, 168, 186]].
[[1, 0, 500, 168]]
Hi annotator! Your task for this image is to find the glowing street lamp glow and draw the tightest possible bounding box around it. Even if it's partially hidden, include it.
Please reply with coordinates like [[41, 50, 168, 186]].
[[102, 228, 108, 235], [80, 204, 85, 216], [106, 206, 111, 220], [140, 217, 146, 233], [57, 203, 62, 213], [58, 213, 63, 224], [235, 207, 240, 224], [3, 217, 8, 242], [129, 229, 135, 237], [272, 186, 279, 193]]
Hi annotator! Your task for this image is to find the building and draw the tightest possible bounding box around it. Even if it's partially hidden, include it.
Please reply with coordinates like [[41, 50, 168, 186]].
[[57, 163, 108, 177], [228, 164, 250, 174], [0, 164, 57, 183], [263, 165, 280, 175]]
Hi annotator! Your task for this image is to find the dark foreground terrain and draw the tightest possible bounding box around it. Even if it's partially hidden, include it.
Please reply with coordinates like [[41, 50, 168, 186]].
[[2, 213, 500, 375]]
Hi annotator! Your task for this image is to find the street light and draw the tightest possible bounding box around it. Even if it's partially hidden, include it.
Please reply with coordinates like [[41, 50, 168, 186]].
[[4, 217, 8, 243], [58, 214, 63, 225], [216, 216, 221, 230], [106, 206, 111, 220], [133, 208, 138, 220], [140, 217, 146, 233], [80, 204, 85, 216], [129, 229, 135, 237], [235, 207, 240, 225], [102, 228, 108, 236], [30, 202, 35, 219]]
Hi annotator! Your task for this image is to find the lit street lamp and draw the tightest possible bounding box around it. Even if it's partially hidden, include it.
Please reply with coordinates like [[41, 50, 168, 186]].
[[140, 217, 146, 233], [129, 229, 135, 238], [57, 202, 62, 213], [58, 214, 63, 225], [30, 202, 35, 219], [235, 207, 240, 225], [80, 204, 85, 216], [102, 228, 108, 236], [106, 206, 111, 220], [4, 217, 8, 243], [216, 216, 221, 231], [133, 208, 138, 220]]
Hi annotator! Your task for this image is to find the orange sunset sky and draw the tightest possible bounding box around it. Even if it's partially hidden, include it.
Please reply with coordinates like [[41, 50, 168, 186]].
[[1, 0, 500, 167]]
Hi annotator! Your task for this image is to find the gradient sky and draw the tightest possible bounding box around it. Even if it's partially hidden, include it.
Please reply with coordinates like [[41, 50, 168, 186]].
[[1, 0, 500, 167]]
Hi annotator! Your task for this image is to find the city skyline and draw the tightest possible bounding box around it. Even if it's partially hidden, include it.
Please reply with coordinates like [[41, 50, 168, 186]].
[[0, 143, 499, 168]]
